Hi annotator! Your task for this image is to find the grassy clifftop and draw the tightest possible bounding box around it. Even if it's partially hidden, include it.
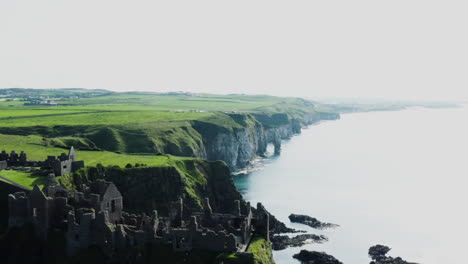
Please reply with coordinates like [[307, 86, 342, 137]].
[[0, 92, 337, 159], [59, 155, 242, 215], [248, 237, 275, 264], [216, 237, 275, 264]]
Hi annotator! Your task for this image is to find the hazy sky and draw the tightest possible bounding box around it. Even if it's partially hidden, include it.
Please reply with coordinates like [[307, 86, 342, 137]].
[[1, 1, 467, 100]]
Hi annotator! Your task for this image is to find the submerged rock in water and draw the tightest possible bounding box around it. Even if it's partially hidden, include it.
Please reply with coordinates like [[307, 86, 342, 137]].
[[289, 214, 339, 229], [271, 234, 327, 251], [293, 250, 343, 264], [368, 245, 417, 264]]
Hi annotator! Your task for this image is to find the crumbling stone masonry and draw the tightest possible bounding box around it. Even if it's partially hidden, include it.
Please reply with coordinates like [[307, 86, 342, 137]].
[[7, 177, 270, 256], [0, 147, 84, 176], [0, 160, 7, 170]]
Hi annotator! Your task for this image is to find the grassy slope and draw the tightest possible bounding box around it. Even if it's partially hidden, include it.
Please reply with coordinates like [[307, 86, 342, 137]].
[[0, 93, 326, 157], [247, 237, 275, 264], [3, 124, 242, 211], [55, 93, 286, 111], [0, 109, 96, 118], [0, 132, 231, 208], [0, 133, 175, 167], [0, 170, 46, 189], [0, 92, 314, 113], [0, 111, 212, 127], [0, 93, 327, 197], [216, 237, 276, 264]]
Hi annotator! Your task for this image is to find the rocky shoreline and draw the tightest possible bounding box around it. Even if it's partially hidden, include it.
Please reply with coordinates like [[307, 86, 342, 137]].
[[269, 213, 338, 258], [271, 234, 327, 251], [289, 214, 339, 229]]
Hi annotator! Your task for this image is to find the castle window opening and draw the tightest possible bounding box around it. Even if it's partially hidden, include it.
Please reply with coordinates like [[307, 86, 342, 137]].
[[111, 200, 116, 213]]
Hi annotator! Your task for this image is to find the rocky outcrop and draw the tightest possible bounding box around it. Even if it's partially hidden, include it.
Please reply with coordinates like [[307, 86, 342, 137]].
[[264, 123, 298, 155], [368, 245, 417, 264], [271, 234, 327, 251], [289, 214, 339, 229], [293, 250, 343, 264], [62, 159, 243, 216], [250, 203, 298, 234], [62, 157, 297, 235]]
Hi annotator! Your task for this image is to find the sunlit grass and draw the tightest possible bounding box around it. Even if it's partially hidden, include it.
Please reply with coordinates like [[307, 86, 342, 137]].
[[0, 170, 46, 189]]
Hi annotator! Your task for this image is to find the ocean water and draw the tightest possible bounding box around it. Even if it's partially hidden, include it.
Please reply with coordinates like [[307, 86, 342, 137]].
[[234, 106, 468, 264]]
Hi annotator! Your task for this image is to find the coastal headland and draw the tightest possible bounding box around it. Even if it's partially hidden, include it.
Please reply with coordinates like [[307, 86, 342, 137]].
[[0, 89, 340, 264]]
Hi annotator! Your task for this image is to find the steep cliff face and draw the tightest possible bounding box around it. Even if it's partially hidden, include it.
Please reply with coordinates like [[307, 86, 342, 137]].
[[262, 111, 340, 154], [0, 106, 339, 171], [62, 157, 243, 215], [194, 111, 339, 170], [193, 114, 267, 170], [264, 123, 298, 154]]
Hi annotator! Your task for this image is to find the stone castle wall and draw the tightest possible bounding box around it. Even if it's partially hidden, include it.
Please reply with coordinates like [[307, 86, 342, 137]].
[[0, 147, 84, 176], [7, 177, 270, 257]]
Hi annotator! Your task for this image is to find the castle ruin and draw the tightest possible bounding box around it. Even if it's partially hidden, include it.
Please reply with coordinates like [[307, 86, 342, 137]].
[[7, 176, 270, 256], [0, 147, 84, 176]]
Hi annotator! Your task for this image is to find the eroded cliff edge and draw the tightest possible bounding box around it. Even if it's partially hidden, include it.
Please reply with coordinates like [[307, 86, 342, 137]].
[[0, 100, 339, 171], [194, 109, 340, 170]]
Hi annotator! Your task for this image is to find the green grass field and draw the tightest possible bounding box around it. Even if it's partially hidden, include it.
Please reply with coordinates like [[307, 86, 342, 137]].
[[0, 110, 213, 127], [0, 93, 314, 129], [0, 92, 308, 112], [0, 170, 47, 189], [54, 93, 288, 111], [0, 92, 324, 158], [0, 131, 212, 191], [0, 133, 179, 167], [0, 109, 97, 118], [247, 237, 275, 264], [0, 94, 317, 132]]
